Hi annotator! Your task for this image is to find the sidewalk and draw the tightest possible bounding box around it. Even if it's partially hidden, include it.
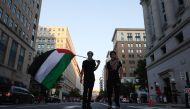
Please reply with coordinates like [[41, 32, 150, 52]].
[[154, 103, 186, 108], [125, 103, 186, 108]]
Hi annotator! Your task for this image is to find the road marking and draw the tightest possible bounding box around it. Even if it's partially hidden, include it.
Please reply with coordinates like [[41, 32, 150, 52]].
[[0, 105, 9, 108], [128, 106, 167, 109], [98, 103, 117, 108], [16, 103, 63, 108], [63, 105, 81, 109]]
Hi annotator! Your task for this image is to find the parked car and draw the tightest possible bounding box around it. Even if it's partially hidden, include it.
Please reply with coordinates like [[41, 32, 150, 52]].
[[121, 97, 130, 103], [45, 96, 61, 103], [0, 86, 34, 104]]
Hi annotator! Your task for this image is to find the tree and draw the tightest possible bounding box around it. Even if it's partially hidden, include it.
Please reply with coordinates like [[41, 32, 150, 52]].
[[69, 88, 81, 98], [120, 82, 135, 97], [134, 59, 148, 89]]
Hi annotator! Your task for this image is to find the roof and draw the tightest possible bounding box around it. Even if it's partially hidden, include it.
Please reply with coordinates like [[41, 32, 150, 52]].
[[112, 28, 145, 41]]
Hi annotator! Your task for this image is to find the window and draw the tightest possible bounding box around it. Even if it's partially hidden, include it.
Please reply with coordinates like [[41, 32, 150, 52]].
[[137, 54, 143, 58], [37, 3, 40, 9], [178, 0, 184, 5], [144, 44, 147, 47], [122, 60, 125, 64], [127, 33, 133, 41], [143, 36, 146, 41], [22, 32, 25, 38], [18, 28, 22, 36], [17, 47, 25, 71], [161, 45, 166, 54], [38, 44, 41, 48], [140, 44, 142, 47], [8, 18, 13, 28], [122, 49, 125, 53], [150, 54, 155, 62], [7, 0, 12, 8], [128, 49, 134, 53], [128, 44, 133, 47], [161, 1, 165, 13], [121, 36, 124, 41], [122, 54, 125, 58], [27, 23, 30, 30], [21, 15, 24, 23], [136, 50, 139, 53], [0, 8, 2, 18], [135, 33, 140, 36], [62, 28, 64, 31], [175, 32, 184, 44], [41, 44, 44, 48], [0, 32, 9, 64], [127, 36, 133, 41], [139, 50, 142, 53], [129, 60, 135, 64], [121, 43, 124, 47], [8, 40, 18, 68], [164, 14, 167, 22], [127, 33, 132, 36], [12, 4, 16, 14], [28, 52, 32, 61], [14, 23, 18, 31], [129, 54, 134, 58], [4, 14, 9, 24], [135, 36, 141, 41]]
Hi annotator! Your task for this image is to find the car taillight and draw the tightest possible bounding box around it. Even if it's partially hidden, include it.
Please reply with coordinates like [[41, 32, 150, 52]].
[[5, 92, 12, 97]]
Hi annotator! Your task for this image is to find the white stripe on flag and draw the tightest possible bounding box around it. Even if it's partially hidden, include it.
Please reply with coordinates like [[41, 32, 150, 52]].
[[35, 50, 64, 83]]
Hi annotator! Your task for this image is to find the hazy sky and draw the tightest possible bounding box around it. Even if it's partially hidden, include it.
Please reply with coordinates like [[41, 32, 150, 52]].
[[39, 0, 145, 91]]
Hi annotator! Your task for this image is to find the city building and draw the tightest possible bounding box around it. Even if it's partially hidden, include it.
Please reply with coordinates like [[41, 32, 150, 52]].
[[112, 28, 146, 83], [103, 51, 111, 92], [0, 0, 42, 88], [141, 0, 190, 104], [36, 26, 81, 99]]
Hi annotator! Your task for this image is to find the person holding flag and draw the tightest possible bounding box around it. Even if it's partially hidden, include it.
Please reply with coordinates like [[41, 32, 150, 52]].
[[80, 51, 100, 109]]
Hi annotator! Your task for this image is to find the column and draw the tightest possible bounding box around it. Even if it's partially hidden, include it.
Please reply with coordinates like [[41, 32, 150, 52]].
[[151, 0, 163, 42], [164, 0, 177, 27], [141, 1, 152, 49], [184, 0, 190, 8]]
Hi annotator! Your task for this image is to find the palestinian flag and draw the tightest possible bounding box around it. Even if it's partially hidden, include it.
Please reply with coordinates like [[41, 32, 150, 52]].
[[28, 49, 75, 89]]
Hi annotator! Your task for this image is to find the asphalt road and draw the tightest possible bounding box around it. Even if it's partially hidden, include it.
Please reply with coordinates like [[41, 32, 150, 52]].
[[0, 102, 180, 109]]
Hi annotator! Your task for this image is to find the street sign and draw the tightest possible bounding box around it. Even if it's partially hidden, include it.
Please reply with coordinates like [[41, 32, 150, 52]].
[[184, 88, 190, 94]]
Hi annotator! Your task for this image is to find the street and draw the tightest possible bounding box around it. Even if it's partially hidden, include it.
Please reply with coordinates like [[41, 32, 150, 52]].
[[0, 102, 181, 109]]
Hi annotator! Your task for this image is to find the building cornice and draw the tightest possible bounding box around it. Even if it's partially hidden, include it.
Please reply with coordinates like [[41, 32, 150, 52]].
[[112, 28, 145, 41]]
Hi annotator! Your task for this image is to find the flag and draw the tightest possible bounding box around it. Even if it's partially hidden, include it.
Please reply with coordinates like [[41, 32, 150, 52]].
[[28, 49, 75, 89]]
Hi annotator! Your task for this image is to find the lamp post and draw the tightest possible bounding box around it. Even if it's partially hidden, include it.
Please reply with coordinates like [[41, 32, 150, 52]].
[[185, 72, 190, 108]]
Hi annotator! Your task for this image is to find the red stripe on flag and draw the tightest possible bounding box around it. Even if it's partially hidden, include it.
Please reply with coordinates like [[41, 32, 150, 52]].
[[56, 49, 75, 55]]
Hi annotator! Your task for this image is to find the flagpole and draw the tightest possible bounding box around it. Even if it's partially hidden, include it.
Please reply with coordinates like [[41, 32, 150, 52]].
[[75, 55, 100, 62], [75, 55, 88, 59]]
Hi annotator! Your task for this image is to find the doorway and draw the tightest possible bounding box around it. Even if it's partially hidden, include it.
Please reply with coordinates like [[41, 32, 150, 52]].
[[163, 78, 172, 103]]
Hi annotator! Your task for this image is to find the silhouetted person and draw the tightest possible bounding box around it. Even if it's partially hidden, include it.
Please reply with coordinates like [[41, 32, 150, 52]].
[[106, 51, 123, 109], [80, 51, 100, 109]]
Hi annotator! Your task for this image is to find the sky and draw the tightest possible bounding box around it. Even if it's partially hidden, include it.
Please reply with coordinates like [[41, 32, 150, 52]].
[[39, 0, 145, 91]]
